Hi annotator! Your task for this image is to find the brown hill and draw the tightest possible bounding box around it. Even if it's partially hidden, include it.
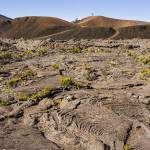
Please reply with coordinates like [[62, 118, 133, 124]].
[[0, 14, 12, 23], [113, 25, 150, 39], [0, 15, 12, 34], [1, 16, 75, 39], [40, 25, 150, 40], [40, 26, 116, 40], [45, 16, 150, 40], [78, 16, 148, 28], [1, 15, 150, 39]]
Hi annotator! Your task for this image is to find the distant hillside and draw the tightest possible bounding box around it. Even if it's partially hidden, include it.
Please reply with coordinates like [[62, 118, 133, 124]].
[[0, 16, 75, 39], [0, 14, 12, 22], [0, 15, 12, 35], [78, 16, 148, 28], [47, 16, 150, 40], [40, 27, 116, 40], [1, 15, 150, 39], [39, 25, 150, 40], [113, 25, 150, 39]]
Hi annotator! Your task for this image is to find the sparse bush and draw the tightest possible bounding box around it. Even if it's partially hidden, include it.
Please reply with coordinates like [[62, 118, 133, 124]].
[[17, 93, 29, 101], [0, 51, 13, 64], [71, 47, 82, 53], [17, 86, 53, 101], [139, 55, 150, 65], [51, 64, 59, 71], [60, 76, 74, 89], [0, 51, 12, 59], [30, 86, 53, 100], [36, 47, 47, 56], [8, 78, 20, 87], [0, 49, 36, 64], [12, 53, 23, 61], [8, 68, 35, 88], [84, 64, 96, 81], [124, 144, 130, 150], [53, 99, 62, 106], [139, 69, 150, 80], [14, 50, 34, 59], [0, 99, 9, 106], [127, 51, 137, 59], [84, 48, 94, 53], [20, 69, 35, 80]]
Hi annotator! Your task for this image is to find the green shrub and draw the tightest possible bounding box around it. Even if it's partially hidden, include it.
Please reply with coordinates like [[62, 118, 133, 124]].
[[71, 47, 82, 53], [8, 78, 20, 87], [8, 69, 35, 88], [17, 86, 53, 101], [84, 64, 96, 81], [124, 144, 130, 150], [14, 50, 34, 59], [139, 55, 150, 65], [51, 64, 59, 71], [20, 69, 35, 80], [17, 93, 29, 101], [0, 51, 12, 59], [60, 76, 74, 89], [139, 69, 150, 80], [127, 51, 137, 59], [53, 99, 62, 106], [36, 47, 47, 56], [30, 86, 53, 100], [12, 53, 23, 60], [0, 99, 9, 106]]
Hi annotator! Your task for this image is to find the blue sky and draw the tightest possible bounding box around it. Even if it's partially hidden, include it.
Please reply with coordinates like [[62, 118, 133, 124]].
[[0, 0, 150, 21]]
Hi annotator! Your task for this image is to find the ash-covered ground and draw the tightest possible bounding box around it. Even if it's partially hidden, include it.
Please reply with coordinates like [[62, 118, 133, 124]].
[[0, 38, 150, 150]]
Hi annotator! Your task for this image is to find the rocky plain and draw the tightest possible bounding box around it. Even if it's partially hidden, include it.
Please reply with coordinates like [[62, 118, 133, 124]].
[[0, 38, 150, 150]]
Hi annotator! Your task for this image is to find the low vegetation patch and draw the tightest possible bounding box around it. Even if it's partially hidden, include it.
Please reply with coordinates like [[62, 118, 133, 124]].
[[124, 144, 130, 150], [127, 51, 137, 59], [8, 77, 20, 88], [36, 47, 48, 56], [139, 69, 150, 80], [60, 76, 74, 89], [84, 64, 96, 81], [139, 55, 150, 65], [62, 47, 82, 53], [20, 68, 36, 80], [0, 51, 13, 64], [0, 47, 48, 65], [53, 98, 63, 106], [0, 51, 12, 59], [51, 64, 59, 71], [60, 76, 87, 89], [17, 86, 53, 101], [7, 68, 36, 88], [0, 99, 9, 106], [71, 47, 82, 53]]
